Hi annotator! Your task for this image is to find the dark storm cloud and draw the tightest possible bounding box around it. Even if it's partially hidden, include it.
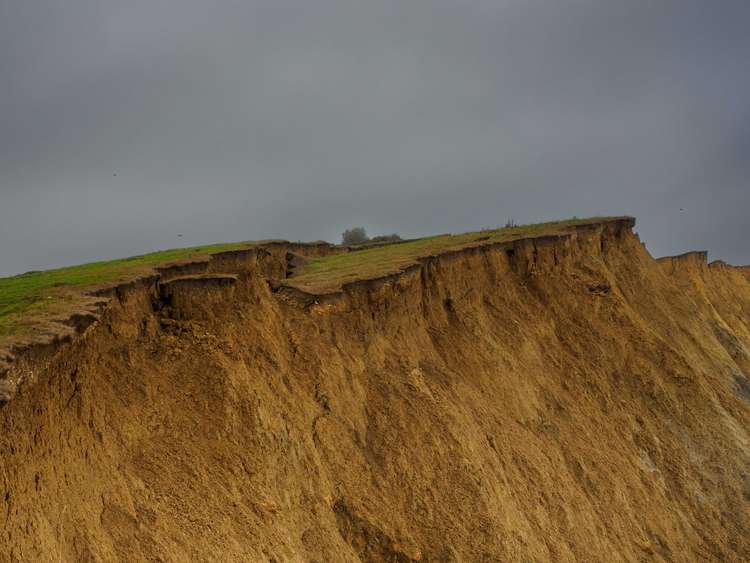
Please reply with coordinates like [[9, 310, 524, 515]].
[[1, 0, 749, 275]]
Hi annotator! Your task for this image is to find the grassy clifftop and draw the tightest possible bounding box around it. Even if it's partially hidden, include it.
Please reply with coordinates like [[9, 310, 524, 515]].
[[0, 242, 255, 338], [288, 216, 630, 293], [0, 216, 628, 340]]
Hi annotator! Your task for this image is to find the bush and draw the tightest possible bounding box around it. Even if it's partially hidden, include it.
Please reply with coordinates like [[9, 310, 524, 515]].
[[342, 227, 369, 245], [370, 233, 402, 243]]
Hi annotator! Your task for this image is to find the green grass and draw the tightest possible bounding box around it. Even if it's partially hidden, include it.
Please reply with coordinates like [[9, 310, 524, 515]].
[[289, 217, 626, 292], [0, 241, 254, 337]]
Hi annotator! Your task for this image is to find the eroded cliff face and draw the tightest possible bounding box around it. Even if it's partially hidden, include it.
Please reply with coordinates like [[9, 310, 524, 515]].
[[1, 221, 750, 562]]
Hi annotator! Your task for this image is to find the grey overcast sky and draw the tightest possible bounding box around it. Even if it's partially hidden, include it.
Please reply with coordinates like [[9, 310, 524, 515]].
[[1, 0, 749, 276]]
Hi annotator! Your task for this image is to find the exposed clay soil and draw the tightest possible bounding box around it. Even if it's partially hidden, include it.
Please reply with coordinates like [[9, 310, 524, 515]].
[[2, 220, 750, 561]]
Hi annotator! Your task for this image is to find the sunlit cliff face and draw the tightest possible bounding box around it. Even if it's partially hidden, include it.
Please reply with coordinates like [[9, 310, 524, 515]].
[[1, 219, 750, 561]]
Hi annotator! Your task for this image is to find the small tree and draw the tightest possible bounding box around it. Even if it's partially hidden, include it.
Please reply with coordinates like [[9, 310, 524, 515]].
[[342, 227, 368, 245]]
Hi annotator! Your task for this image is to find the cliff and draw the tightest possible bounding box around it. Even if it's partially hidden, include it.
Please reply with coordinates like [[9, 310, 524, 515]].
[[1, 218, 750, 561]]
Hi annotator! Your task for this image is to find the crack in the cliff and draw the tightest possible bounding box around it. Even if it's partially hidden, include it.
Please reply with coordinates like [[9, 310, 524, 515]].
[[311, 381, 332, 448], [332, 499, 418, 562]]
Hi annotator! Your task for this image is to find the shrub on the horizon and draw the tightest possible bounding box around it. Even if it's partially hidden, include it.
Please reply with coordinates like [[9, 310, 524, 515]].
[[342, 227, 369, 245], [370, 234, 402, 243]]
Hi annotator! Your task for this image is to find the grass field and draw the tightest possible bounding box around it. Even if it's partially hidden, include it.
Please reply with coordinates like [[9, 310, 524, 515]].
[[0, 241, 254, 337], [288, 217, 626, 292]]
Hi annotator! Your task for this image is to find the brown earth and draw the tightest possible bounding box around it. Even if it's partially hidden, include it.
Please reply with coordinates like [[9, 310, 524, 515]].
[[1, 219, 750, 561]]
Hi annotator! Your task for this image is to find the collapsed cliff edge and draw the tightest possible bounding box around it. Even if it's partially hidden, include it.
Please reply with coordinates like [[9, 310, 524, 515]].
[[1, 217, 750, 562]]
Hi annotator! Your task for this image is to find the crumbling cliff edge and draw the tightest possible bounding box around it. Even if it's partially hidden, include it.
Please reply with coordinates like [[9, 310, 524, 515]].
[[2, 218, 750, 561]]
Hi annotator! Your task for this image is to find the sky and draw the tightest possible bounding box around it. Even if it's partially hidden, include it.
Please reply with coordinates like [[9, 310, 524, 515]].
[[1, 0, 749, 276]]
